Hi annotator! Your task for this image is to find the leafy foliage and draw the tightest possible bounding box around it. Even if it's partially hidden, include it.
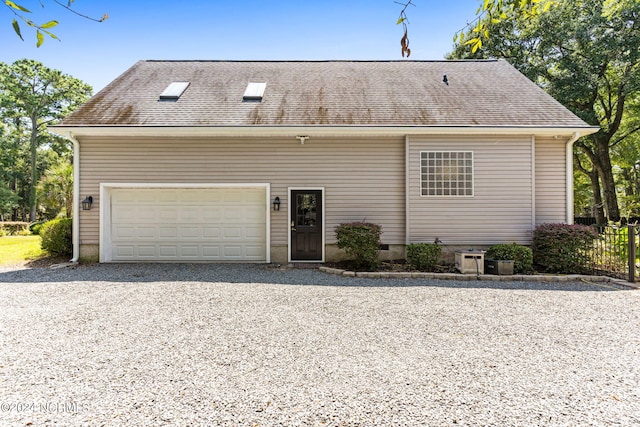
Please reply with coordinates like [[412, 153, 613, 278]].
[[454, 0, 554, 54], [0, 59, 91, 222], [37, 161, 73, 218], [449, 0, 640, 224], [486, 243, 533, 274], [0, 221, 29, 235], [0, 184, 21, 220], [406, 242, 442, 271], [29, 220, 46, 236], [532, 223, 598, 274], [5, 0, 108, 47], [40, 217, 72, 256], [335, 222, 382, 271], [398, 0, 555, 57]]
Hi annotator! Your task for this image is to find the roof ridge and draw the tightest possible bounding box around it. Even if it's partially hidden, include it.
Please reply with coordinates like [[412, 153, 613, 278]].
[[141, 59, 501, 64]]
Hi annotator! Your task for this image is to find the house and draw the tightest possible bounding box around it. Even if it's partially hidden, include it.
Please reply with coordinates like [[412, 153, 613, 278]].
[[51, 60, 598, 264]]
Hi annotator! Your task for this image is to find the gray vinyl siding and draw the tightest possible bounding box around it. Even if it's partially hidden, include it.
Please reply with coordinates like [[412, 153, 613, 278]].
[[535, 137, 567, 225], [407, 135, 534, 246], [78, 136, 405, 247]]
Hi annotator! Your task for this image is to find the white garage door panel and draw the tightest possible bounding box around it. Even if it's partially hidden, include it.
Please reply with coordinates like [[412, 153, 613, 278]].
[[109, 188, 267, 262]]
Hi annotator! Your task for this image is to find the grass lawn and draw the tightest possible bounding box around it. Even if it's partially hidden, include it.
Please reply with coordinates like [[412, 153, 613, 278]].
[[0, 235, 45, 265]]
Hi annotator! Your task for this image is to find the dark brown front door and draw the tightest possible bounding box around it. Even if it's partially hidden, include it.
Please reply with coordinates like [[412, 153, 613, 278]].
[[290, 190, 323, 261]]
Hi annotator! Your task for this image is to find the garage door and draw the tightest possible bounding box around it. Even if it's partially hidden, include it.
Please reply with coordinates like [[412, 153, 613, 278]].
[[109, 187, 267, 262]]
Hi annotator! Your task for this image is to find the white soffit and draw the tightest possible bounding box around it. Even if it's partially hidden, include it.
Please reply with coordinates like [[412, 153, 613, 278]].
[[159, 82, 190, 100]]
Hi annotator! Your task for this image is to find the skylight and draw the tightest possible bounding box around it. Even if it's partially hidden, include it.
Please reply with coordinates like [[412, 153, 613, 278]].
[[243, 82, 267, 101], [159, 82, 190, 100]]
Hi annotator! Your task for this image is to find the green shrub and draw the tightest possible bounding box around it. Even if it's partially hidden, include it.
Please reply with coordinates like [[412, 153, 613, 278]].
[[30, 221, 46, 236], [486, 243, 533, 274], [407, 242, 442, 271], [40, 218, 73, 256], [335, 222, 382, 271], [0, 221, 29, 236], [532, 223, 598, 274]]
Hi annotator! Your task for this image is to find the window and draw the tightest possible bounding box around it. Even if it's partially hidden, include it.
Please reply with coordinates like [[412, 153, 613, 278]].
[[243, 82, 266, 101], [159, 82, 190, 100], [420, 151, 473, 196]]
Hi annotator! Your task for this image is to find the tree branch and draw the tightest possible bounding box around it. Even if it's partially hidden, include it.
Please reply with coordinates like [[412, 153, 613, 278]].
[[606, 72, 629, 141], [610, 125, 640, 147], [52, 0, 108, 22], [396, 1, 415, 57]]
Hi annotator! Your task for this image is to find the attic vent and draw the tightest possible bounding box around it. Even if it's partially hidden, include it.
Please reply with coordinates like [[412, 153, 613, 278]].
[[159, 82, 190, 100], [243, 82, 266, 101]]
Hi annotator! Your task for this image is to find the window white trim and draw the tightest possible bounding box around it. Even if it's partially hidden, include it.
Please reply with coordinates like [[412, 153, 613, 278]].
[[420, 151, 474, 197]]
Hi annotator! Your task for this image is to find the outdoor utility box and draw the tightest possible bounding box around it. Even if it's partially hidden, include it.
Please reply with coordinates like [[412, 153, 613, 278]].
[[455, 251, 485, 274], [485, 259, 514, 275]]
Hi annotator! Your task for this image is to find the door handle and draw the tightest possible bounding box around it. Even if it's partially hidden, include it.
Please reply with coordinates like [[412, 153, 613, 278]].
[[291, 221, 296, 232]]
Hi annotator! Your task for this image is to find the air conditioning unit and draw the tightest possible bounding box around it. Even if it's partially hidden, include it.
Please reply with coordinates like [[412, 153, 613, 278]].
[[455, 250, 485, 274], [485, 259, 514, 275]]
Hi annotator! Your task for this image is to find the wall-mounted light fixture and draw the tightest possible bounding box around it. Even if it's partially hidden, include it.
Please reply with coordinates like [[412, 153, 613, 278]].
[[273, 196, 281, 211], [296, 135, 309, 145], [81, 196, 93, 211]]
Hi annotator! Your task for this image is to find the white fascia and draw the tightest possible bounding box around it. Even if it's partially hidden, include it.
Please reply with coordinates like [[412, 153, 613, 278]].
[[50, 125, 600, 139]]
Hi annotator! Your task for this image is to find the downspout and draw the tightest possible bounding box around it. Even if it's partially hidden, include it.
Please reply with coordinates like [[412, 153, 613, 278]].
[[566, 132, 581, 224], [69, 133, 80, 263]]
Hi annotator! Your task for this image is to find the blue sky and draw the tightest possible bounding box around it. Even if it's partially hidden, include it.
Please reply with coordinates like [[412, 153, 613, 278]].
[[4, 1, 482, 93]]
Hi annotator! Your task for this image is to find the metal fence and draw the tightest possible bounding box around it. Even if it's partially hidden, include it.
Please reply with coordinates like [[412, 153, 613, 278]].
[[586, 225, 639, 282]]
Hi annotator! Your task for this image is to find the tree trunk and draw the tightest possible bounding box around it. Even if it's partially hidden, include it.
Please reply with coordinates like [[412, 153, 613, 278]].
[[580, 135, 620, 223], [621, 168, 634, 197], [29, 116, 38, 222], [594, 138, 620, 222], [588, 169, 606, 225]]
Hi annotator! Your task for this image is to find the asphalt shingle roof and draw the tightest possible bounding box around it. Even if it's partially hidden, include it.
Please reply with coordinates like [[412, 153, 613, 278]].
[[60, 60, 590, 128]]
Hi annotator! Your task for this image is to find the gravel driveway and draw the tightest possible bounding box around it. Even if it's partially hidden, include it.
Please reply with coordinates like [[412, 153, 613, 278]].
[[1, 263, 639, 426]]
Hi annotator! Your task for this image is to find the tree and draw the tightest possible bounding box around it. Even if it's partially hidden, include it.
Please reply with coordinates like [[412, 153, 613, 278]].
[[0, 184, 20, 221], [449, 0, 640, 223], [5, 0, 108, 47], [0, 115, 30, 220], [613, 110, 640, 218], [0, 59, 91, 221], [37, 159, 72, 218]]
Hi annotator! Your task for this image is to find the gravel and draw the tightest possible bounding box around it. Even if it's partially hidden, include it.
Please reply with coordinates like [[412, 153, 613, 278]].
[[0, 263, 639, 426]]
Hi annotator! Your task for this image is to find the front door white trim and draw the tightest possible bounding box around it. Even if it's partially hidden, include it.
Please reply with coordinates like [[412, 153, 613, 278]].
[[100, 182, 271, 263]]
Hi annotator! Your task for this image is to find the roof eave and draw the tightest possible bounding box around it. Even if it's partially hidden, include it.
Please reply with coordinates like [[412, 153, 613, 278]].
[[49, 125, 600, 139]]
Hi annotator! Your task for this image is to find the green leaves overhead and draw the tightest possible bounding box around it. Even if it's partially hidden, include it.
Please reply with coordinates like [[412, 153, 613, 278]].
[[464, 37, 483, 54], [40, 20, 59, 29], [36, 30, 44, 47], [449, 0, 640, 222], [452, 0, 555, 53], [5, 1, 30, 13], [11, 19, 22, 40], [5, 0, 106, 47], [402, 0, 556, 56]]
